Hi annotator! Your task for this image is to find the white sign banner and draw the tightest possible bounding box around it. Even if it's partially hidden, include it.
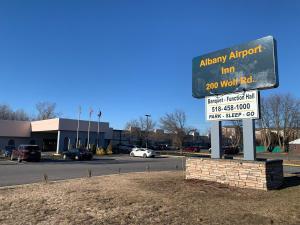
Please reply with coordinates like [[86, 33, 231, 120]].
[[205, 90, 259, 121]]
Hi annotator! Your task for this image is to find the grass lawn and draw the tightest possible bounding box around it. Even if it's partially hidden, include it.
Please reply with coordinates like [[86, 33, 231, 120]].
[[0, 171, 299, 225]]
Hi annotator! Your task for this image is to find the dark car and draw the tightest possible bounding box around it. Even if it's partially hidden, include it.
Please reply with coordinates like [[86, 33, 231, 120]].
[[208, 146, 240, 155], [62, 148, 93, 160], [117, 144, 138, 154], [11, 145, 41, 162], [3, 145, 15, 157], [184, 146, 201, 152], [223, 146, 240, 155]]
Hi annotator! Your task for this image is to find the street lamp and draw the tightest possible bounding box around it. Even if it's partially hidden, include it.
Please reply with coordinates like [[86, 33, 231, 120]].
[[145, 114, 151, 148], [97, 110, 102, 148]]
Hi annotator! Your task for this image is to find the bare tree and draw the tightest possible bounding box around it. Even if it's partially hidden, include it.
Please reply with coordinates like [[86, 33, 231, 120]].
[[13, 109, 30, 121], [256, 97, 273, 151], [160, 109, 192, 149], [124, 117, 156, 146], [0, 104, 14, 120], [35, 101, 59, 120], [230, 120, 243, 148], [259, 94, 300, 151], [0, 104, 30, 121], [125, 119, 140, 130]]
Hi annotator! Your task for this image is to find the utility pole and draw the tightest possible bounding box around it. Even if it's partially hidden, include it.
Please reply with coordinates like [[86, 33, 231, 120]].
[[76, 106, 81, 148], [97, 110, 102, 148], [87, 107, 93, 150], [145, 114, 151, 148]]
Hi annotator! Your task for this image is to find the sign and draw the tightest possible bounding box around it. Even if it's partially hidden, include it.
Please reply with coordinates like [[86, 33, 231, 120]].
[[205, 90, 259, 121], [192, 36, 278, 98]]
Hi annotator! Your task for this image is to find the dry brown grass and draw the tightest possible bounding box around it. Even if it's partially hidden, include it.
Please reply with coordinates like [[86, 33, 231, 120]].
[[0, 171, 299, 225]]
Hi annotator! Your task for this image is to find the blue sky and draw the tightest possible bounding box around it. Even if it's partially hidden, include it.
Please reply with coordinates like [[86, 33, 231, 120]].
[[0, 0, 299, 132]]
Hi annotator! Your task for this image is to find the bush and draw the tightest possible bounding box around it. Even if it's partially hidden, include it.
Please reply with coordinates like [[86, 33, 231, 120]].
[[106, 143, 113, 155], [96, 147, 106, 155]]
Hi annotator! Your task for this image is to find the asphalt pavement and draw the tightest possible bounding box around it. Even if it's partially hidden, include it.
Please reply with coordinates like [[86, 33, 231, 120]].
[[0, 155, 185, 187], [0, 154, 299, 187]]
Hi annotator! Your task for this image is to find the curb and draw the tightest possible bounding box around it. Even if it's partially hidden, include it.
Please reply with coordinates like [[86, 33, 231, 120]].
[[283, 163, 300, 167], [0, 170, 181, 190], [160, 155, 185, 158]]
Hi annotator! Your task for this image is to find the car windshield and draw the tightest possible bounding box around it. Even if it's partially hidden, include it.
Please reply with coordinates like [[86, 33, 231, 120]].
[[79, 149, 88, 153], [70, 149, 80, 153], [24, 146, 39, 151], [70, 149, 87, 153]]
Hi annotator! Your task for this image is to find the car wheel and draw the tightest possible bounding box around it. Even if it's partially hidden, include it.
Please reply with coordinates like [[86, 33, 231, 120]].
[[75, 155, 79, 160], [143, 153, 147, 158], [63, 154, 67, 160], [130, 152, 135, 157]]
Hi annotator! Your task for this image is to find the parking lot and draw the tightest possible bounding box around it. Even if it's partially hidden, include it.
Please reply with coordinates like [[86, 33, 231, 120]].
[[0, 153, 300, 187], [0, 154, 185, 187]]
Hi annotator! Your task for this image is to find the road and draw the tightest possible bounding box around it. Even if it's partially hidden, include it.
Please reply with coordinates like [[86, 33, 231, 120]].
[[0, 155, 185, 187], [0, 155, 299, 187]]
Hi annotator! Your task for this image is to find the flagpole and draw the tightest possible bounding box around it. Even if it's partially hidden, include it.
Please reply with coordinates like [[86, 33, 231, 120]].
[[76, 106, 81, 148], [87, 107, 93, 150], [97, 110, 102, 148]]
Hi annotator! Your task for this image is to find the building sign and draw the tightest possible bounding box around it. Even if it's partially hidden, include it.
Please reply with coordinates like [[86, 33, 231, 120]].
[[205, 90, 259, 121], [192, 36, 278, 98]]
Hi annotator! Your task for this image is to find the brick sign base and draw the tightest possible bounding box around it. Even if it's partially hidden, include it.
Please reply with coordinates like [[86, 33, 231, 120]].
[[186, 158, 283, 190]]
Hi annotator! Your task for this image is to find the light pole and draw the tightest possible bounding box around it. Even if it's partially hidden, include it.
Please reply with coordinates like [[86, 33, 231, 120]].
[[76, 106, 81, 148], [97, 110, 102, 148], [145, 114, 151, 148], [87, 107, 93, 150]]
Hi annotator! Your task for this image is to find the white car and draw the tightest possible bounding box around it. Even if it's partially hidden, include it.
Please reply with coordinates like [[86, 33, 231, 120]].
[[130, 148, 156, 158]]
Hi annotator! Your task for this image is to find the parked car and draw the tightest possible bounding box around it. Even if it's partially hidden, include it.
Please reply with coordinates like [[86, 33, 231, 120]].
[[62, 148, 93, 160], [117, 144, 135, 154], [183, 146, 201, 152], [3, 145, 15, 157], [130, 148, 156, 158], [208, 146, 240, 155], [11, 145, 41, 162], [223, 146, 240, 155]]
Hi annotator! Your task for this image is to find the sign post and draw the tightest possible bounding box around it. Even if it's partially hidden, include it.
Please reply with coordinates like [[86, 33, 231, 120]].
[[187, 36, 283, 190], [211, 121, 223, 159], [243, 119, 256, 160], [192, 36, 278, 160]]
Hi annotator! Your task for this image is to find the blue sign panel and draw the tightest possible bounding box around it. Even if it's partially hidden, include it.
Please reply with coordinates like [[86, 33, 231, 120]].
[[192, 36, 278, 98]]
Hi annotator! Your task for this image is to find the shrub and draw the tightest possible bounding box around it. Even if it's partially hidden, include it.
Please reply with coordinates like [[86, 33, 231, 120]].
[[106, 142, 113, 155], [96, 147, 106, 155]]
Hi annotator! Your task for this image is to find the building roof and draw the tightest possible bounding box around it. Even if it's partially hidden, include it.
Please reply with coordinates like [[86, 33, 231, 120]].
[[31, 118, 110, 132], [289, 139, 300, 144], [0, 118, 112, 137], [0, 120, 31, 137]]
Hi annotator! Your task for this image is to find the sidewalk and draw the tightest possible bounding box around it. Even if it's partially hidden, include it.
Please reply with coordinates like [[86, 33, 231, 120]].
[[256, 152, 300, 166]]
